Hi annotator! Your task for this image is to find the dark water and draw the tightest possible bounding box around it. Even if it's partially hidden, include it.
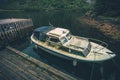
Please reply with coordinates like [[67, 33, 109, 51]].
[[0, 11, 120, 80]]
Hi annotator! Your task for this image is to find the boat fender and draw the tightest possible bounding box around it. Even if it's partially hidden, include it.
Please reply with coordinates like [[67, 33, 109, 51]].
[[69, 49, 71, 52], [35, 45, 38, 49], [73, 59, 77, 67]]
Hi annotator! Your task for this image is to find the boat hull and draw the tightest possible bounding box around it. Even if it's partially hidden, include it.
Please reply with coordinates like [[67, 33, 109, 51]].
[[31, 35, 116, 62], [36, 44, 76, 61]]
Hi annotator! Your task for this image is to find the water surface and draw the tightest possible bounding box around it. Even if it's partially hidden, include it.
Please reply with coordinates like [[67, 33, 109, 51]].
[[0, 11, 120, 80]]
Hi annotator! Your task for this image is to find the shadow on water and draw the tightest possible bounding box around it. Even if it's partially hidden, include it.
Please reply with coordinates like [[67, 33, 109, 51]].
[[1, 11, 120, 80], [33, 47, 103, 80], [10, 37, 120, 80]]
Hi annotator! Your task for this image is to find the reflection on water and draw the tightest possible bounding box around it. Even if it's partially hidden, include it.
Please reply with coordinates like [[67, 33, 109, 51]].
[[0, 11, 120, 80], [13, 41, 119, 80]]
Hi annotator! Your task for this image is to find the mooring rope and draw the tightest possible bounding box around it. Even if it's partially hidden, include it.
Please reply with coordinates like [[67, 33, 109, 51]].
[[89, 53, 96, 80]]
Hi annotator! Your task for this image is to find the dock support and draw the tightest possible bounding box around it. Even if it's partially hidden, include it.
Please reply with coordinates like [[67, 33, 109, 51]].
[[0, 18, 33, 46]]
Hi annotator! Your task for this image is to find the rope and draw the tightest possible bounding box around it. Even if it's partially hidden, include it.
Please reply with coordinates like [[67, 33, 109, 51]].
[[90, 62, 95, 80], [89, 53, 96, 80]]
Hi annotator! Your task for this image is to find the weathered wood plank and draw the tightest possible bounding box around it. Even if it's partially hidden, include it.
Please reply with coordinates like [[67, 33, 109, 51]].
[[0, 48, 78, 80], [0, 51, 50, 80], [0, 57, 40, 80], [7, 46, 78, 80]]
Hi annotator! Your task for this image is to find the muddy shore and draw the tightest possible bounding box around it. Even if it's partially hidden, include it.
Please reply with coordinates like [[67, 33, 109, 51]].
[[78, 16, 120, 41]]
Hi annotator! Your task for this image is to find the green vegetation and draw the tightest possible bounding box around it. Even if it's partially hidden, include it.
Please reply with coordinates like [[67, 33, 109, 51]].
[[93, 0, 120, 17], [0, 0, 90, 13], [0, 0, 120, 18]]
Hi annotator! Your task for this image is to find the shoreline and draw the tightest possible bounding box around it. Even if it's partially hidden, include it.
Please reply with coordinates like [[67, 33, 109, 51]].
[[0, 9, 24, 12], [78, 16, 120, 41]]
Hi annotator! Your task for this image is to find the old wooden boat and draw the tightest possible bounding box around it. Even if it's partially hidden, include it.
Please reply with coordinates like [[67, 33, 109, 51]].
[[31, 26, 116, 66]]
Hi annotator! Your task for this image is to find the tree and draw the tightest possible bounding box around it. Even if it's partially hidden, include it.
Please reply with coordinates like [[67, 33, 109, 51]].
[[94, 0, 120, 17]]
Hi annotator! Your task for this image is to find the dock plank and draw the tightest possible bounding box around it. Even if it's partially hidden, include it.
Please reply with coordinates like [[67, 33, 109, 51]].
[[0, 50, 52, 80], [0, 47, 78, 80], [0, 50, 60, 80], [0, 56, 40, 80]]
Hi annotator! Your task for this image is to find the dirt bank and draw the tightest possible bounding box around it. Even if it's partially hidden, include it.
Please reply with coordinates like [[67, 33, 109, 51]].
[[78, 16, 120, 41]]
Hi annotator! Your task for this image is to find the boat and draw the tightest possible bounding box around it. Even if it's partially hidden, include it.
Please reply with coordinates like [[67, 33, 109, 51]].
[[31, 26, 116, 66]]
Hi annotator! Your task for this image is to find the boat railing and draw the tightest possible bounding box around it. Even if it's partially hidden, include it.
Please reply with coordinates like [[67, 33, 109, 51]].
[[87, 37, 108, 48], [77, 36, 108, 48], [75, 36, 88, 41]]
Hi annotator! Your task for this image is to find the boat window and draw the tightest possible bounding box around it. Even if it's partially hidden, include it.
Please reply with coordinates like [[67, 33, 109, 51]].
[[38, 33, 47, 41], [60, 37, 68, 44], [33, 32, 39, 39], [66, 32, 72, 40], [49, 37, 60, 43], [83, 48, 90, 56]]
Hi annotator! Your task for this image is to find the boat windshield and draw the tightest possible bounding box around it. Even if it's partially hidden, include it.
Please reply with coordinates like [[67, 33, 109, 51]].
[[66, 32, 72, 40], [60, 37, 68, 44], [60, 32, 72, 44]]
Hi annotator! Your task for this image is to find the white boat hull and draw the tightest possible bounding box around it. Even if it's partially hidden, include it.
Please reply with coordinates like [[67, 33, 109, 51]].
[[31, 35, 116, 62]]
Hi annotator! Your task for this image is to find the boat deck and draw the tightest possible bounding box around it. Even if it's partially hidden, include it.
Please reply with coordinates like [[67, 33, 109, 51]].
[[64, 36, 89, 52]]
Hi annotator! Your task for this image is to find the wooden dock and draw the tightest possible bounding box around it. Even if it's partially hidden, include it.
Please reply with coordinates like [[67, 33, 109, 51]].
[[0, 46, 78, 80]]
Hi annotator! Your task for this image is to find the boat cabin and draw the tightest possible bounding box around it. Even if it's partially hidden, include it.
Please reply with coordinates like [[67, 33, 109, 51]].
[[33, 26, 72, 44], [33, 26, 91, 57], [46, 27, 72, 44], [33, 26, 54, 41]]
